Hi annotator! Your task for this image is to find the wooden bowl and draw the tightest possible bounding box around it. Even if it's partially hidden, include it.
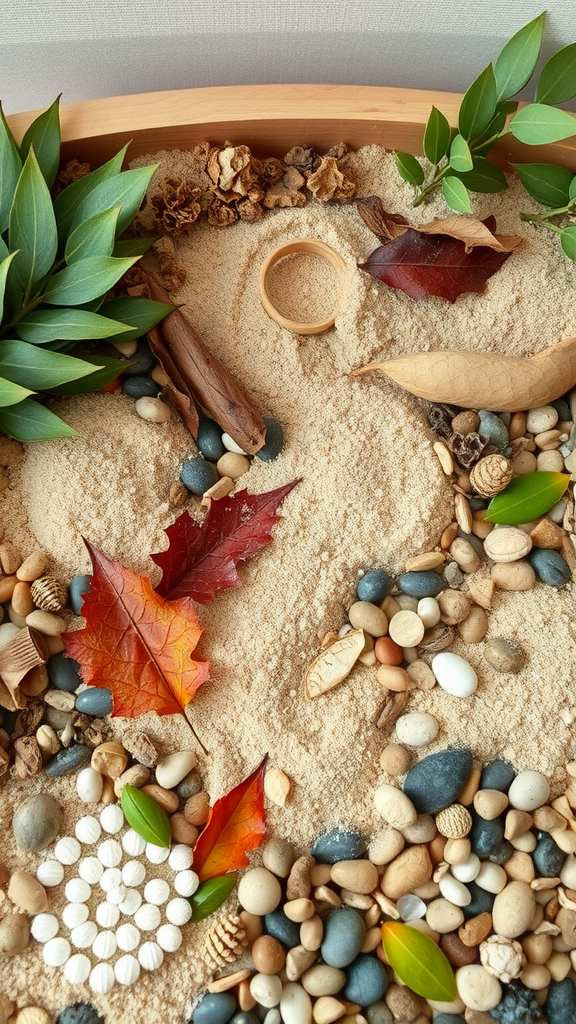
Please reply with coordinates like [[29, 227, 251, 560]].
[[258, 238, 347, 335]]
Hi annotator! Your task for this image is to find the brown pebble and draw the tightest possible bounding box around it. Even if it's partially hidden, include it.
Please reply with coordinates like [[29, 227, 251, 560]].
[[0, 913, 30, 955], [429, 834, 447, 864], [491, 560, 536, 591], [251, 934, 286, 974], [91, 741, 128, 779], [239, 910, 263, 945], [11, 582, 35, 618], [169, 813, 199, 845], [521, 932, 553, 965], [169, 481, 189, 507], [380, 845, 432, 900], [458, 767, 481, 807], [8, 870, 47, 914], [452, 410, 481, 434], [459, 605, 489, 644], [207, 968, 252, 994], [238, 977, 257, 1011], [216, 452, 251, 480], [25, 609, 67, 636], [385, 982, 423, 1021], [530, 517, 565, 549], [440, 522, 459, 549], [114, 764, 150, 798], [441, 932, 479, 967], [100, 776, 117, 804], [0, 576, 17, 602], [474, 789, 509, 820], [438, 589, 471, 626], [504, 809, 534, 840], [122, 730, 158, 767], [141, 783, 179, 814], [300, 915, 323, 951], [286, 854, 315, 901], [379, 744, 411, 775], [184, 791, 210, 826], [459, 912, 493, 947], [0, 543, 21, 575], [14, 1009, 52, 1024], [16, 551, 47, 582], [376, 664, 414, 692]]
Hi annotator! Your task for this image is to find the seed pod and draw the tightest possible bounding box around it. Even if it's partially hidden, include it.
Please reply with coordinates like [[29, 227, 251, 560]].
[[30, 576, 68, 612], [470, 454, 514, 498], [203, 913, 248, 972], [435, 804, 473, 839]]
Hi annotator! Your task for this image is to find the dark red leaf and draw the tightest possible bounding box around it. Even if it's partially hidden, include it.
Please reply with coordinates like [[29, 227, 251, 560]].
[[193, 754, 268, 881], [152, 480, 299, 602]]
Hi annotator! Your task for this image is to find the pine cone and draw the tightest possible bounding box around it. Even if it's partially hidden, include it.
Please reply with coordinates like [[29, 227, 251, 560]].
[[203, 913, 248, 973]]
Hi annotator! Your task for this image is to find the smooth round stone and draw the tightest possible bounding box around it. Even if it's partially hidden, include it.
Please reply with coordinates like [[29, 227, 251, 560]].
[[250, 974, 282, 1008], [166, 897, 193, 926], [278, 983, 311, 1024], [134, 903, 161, 931], [403, 747, 473, 815], [115, 953, 140, 986], [117, 922, 140, 952], [75, 688, 113, 716], [122, 340, 154, 377], [144, 878, 170, 905], [98, 838, 122, 868], [474, 862, 507, 894], [470, 813, 505, 858], [122, 374, 161, 399], [526, 405, 558, 432], [365, 1005, 394, 1024], [311, 828, 365, 864], [349, 600, 388, 637], [480, 759, 516, 793], [344, 954, 388, 1005], [321, 906, 366, 968], [462, 881, 496, 919], [508, 770, 550, 811], [229, 1014, 259, 1024], [451, 854, 481, 884], [397, 893, 427, 920], [48, 652, 83, 691], [168, 844, 195, 872], [456, 964, 501, 1011], [302, 964, 346, 996], [139, 941, 164, 971], [255, 416, 283, 462], [546, 978, 576, 1024], [122, 860, 146, 887], [221, 432, 247, 455], [478, 410, 509, 451], [156, 750, 197, 790], [77, 767, 104, 804], [397, 570, 444, 598], [492, 880, 536, 938], [431, 652, 477, 698], [180, 457, 219, 495], [417, 597, 441, 628], [487, 839, 514, 865], [263, 909, 299, 948], [197, 416, 226, 461], [395, 711, 438, 747], [66, 878, 92, 903], [533, 833, 566, 877], [238, 867, 281, 915], [68, 574, 92, 616], [95, 903, 119, 929], [192, 992, 237, 1024], [122, 829, 146, 857], [528, 547, 571, 587], [13, 794, 62, 851], [262, 837, 294, 878], [176, 769, 203, 801], [146, 842, 170, 864], [156, 923, 182, 952], [55, 1003, 104, 1024], [438, 874, 471, 907], [357, 569, 393, 604]]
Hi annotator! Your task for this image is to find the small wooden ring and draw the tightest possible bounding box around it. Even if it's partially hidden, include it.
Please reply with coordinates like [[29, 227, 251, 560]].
[[258, 238, 346, 335]]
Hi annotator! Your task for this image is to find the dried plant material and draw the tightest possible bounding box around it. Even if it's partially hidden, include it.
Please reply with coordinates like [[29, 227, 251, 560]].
[[12, 736, 42, 777], [306, 157, 356, 202], [284, 146, 316, 170], [264, 766, 291, 807], [0, 746, 8, 777], [207, 198, 239, 226], [151, 178, 202, 236], [470, 454, 514, 497], [0, 628, 48, 711], [358, 198, 522, 254], [376, 690, 411, 730], [236, 197, 263, 222], [153, 237, 187, 291], [13, 701, 44, 739], [449, 432, 491, 469], [259, 157, 285, 184], [52, 158, 91, 196], [206, 145, 252, 194], [203, 914, 248, 972], [193, 755, 267, 881], [352, 335, 576, 413], [264, 167, 307, 209], [305, 628, 365, 698]]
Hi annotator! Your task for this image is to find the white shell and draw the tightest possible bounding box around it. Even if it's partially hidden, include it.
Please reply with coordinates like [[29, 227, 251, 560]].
[[79, 856, 104, 885], [156, 923, 182, 952], [174, 869, 199, 897], [115, 953, 140, 986], [43, 936, 71, 967], [71, 920, 98, 949], [118, 888, 142, 916], [98, 838, 122, 867], [146, 842, 170, 864], [116, 922, 140, 952], [76, 766, 104, 803], [65, 878, 92, 903], [138, 940, 164, 971], [166, 897, 192, 926], [30, 913, 59, 943], [122, 860, 146, 887], [95, 902, 120, 929], [36, 860, 64, 888], [106, 884, 127, 905], [75, 815, 102, 845], [100, 803, 125, 834], [89, 962, 115, 994], [92, 929, 117, 960], [144, 878, 170, 905], [122, 829, 146, 856], [64, 952, 91, 984], [99, 867, 122, 892], [62, 903, 89, 929], [54, 836, 81, 865], [222, 431, 247, 455], [168, 844, 194, 872], [134, 903, 161, 931]]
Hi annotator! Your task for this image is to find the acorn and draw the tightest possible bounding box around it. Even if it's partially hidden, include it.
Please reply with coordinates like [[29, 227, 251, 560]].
[[30, 575, 68, 612]]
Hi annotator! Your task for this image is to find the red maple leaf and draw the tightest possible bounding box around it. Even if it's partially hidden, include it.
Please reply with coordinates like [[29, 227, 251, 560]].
[[63, 541, 209, 718], [193, 755, 268, 881], [151, 480, 299, 602]]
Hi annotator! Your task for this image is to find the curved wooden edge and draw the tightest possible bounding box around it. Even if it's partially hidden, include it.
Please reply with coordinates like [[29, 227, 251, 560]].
[[7, 84, 576, 169]]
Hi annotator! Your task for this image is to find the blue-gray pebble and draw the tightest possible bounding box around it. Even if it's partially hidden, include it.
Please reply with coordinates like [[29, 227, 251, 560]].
[[433, 1017, 465, 1024], [344, 954, 387, 1005], [197, 417, 226, 461], [480, 759, 515, 793], [68, 574, 92, 616], [75, 688, 113, 716], [357, 569, 393, 604], [255, 416, 283, 462], [122, 375, 161, 399], [56, 1005, 105, 1024], [180, 457, 219, 495], [47, 652, 83, 692], [321, 906, 366, 968], [397, 570, 444, 598], [311, 828, 366, 864], [552, 397, 571, 421], [533, 833, 565, 877], [122, 340, 155, 377], [365, 1005, 394, 1024], [263, 908, 300, 948], [546, 978, 576, 1024], [229, 1014, 259, 1024], [470, 812, 505, 858], [45, 744, 93, 777], [478, 410, 509, 451], [191, 993, 237, 1024], [528, 548, 571, 587], [403, 747, 473, 814], [463, 880, 496, 918]]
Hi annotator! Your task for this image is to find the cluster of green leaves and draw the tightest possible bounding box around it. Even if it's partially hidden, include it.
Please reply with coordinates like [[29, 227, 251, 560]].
[[0, 97, 174, 440], [395, 12, 576, 215]]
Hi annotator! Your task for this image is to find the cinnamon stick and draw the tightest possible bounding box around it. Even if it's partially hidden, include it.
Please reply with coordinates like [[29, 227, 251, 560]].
[[142, 270, 267, 455]]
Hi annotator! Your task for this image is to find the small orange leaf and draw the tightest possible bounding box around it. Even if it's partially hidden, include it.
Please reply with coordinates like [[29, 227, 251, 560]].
[[194, 755, 268, 881]]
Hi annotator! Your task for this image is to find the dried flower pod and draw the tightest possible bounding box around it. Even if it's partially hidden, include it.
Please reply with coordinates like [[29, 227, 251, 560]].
[[435, 804, 473, 839], [203, 913, 248, 973], [30, 576, 67, 612], [427, 403, 461, 441], [151, 179, 202, 237], [480, 934, 525, 982], [306, 157, 355, 202], [449, 431, 491, 470], [470, 454, 514, 497], [419, 624, 454, 652]]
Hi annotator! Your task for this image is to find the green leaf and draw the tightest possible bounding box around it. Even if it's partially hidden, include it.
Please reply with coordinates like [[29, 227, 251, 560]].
[[44, 255, 138, 306], [0, 398, 78, 441], [494, 12, 545, 101], [0, 376, 35, 407], [454, 158, 508, 194], [121, 784, 171, 847], [0, 339, 100, 390], [382, 922, 456, 1001], [0, 104, 22, 234], [536, 41, 576, 104], [0, 251, 18, 324], [570, 176, 576, 201], [8, 148, 57, 297], [511, 162, 574, 207], [486, 471, 570, 525], [442, 175, 472, 213], [113, 237, 156, 258], [16, 307, 133, 344], [458, 64, 498, 141], [449, 135, 474, 173], [561, 225, 576, 260], [53, 144, 128, 242], [69, 165, 159, 239], [48, 352, 128, 394], [101, 295, 177, 342], [19, 96, 61, 188], [65, 205, 121, 264], [510, 104, 576, 145], [395, 152, 425, 187], [423, 106, 451, 165], [188, 874, 238, 921]]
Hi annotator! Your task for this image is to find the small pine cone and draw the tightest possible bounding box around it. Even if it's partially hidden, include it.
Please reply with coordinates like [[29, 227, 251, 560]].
[[435, 803, 473, 839], [203, 914, 248, 973], [30, 575, 67, 612], [470, 453, 514, 497]]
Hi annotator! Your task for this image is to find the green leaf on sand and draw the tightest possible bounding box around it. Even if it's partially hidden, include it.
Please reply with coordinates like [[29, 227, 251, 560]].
[[189, 874, 238, 921], [511, 162, 575, 207], [382, 921, 456, 1001], [121, 784, 171, 848], [101, 295, 177, 343], [560, 225, 576, 261], [442, 175, 472, 213], [0, 398, 79, 441], [395, 152, 425, 187], [486, 471, 570, 525], [454, 157, 508, 194]]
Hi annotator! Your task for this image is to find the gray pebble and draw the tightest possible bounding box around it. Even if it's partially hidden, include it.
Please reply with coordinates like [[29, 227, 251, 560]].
[[397, 570, 444, 598], [528, 548, 571, 587], [443, 562, 464, 587], [255, 416, 283, 462], [321, 906, 366, 968], [45, 743, 92, 777], [262, 837, 295, 878], [13, 793, 62, 851], [403, 747, 473, 814], [75, 688, 113, 715], [56, 1005, 105, 1024], [478, 410, 509, 451], [180, 457, 219, 496], [176, 769, 203, 801], [197, 416, 226, 462], [122, 375, 161, 399], [484, 637, 526, 674], [311, 828, 366, 864], [47, 652, 83, 692], [68, 575, 92, 616], [45, 707, 73, 732], [365, 1005, 394, 1024]]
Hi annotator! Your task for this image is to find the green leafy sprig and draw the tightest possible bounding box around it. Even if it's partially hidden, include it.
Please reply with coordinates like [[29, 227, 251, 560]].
[[0, 97, 174, 440]]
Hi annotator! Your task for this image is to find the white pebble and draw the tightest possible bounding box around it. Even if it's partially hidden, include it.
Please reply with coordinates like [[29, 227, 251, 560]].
[[62, 903, 89, 929], [139, 940, 164, 971], [173, 869, 199, 898], [417, 597, 441, 628], [89, 962, 115, 994], [79, 856, 104, 885], [0, 622, 21, 648], [431, 652, 478, 698], [561, 854, 576, 889], [438, 874, 471, 907], [64, 952, 91, 985], [65, 878, 92, 903], [222, 432, 248, 455], [43, 936, 71, 967], [106, 884, 127, 906], [280, 983, 312, 1024], [396, 894, 427, 921], [98, 838, 123, 867], [92, 930, 117, 960], [117, 922, 140, 952], [100, 803, 125, 834], [122, 860, 146, 887], [76, 766, 104, 803], [156, 923, 182, 952], [475, 862, 508, 894], [508, 770, 550, 811], [168, 844, 194, 872], [75, 815, 102, 845], [36, 860, 64, 888], [122, 829, 146, 856], [451, 854, 481, 884], [71, 920, 98, 949], [134, 903, 161, 931], [395, 711, 439, 747], [144, 878, 170, 905], [166, 897, 193, 926], [96, 903, 120, 929], [30, 913, 59, 943], [526, 405, 558, 433], [118, 888, 143, 917], [115, 952, 141, 986], [250, 973, 283, 1008], [99, 867, 122, 892], [135, 396, 171, 424], [146, 842, 170, 864], [54, 836, 81, 865]]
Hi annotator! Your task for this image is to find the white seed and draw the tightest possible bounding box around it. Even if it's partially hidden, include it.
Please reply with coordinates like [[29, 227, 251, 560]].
[[106, 884, 127, 906], [54, 836, 81, 865], [134, 903, 161, 931], [64, 952, 91, 985], [115, 952, 141, 986], [98, 838, 122, 867], [222, 432, 247, 455], [122, 829, 146, 856], [92, 930, 117, 960], [173, 869, 199, 898], [122, 860, 146, 887], [43, 936, 71, 967], [146, 842, 170, 864], [75, 815, 102, 845], [118, 889, 142, 917], [36, 861, 64, 888], [78, 857, 104, 885], [89, 962, 115, 994], [156, 923, 182, 952], [62, 903, 89, 929], [70, 921, 98, 949], [100, 804, 124, 834], [65, 878, 92, 903], [166, 897, 193, 926], [76, 766, 104, 803], [168, 844, 194, 872], [116, 922, 140, 952], [138, 940, 164, 971], [95, 903, 120, 929], [144, 878, 170, 905], [30, 913, 59, 943], [99, 867, 122, 893]]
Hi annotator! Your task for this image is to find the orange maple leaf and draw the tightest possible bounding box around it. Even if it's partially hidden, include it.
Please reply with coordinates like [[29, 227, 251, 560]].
[[194, 754, 268, 881], [63, 541, 209, 718]]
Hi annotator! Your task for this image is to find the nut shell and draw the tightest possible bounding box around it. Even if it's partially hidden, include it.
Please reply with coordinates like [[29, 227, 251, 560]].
[[30, 576, 67, 612], [470, 454, 513, 497], [435, 803, 473, 839]]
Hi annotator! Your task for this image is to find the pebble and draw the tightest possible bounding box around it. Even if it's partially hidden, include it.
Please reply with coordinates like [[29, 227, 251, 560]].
[[114, 953, 140, 986], [470, 814, 504, 858], [484, 527, 533, 563], [417, 596, 441, 628], [66, 878, 92, 903], [134, 903, 161, 931], [478, 410, 509, 450], [474, 862, 507, 894], [53, 836, 81, 865], [395, 711, 438, 747], [438, 874, 471, 907], [79, 857, 103, 885], [100, 804, 124, 834], [13, 793, 62, 851], [491, 560, 536, 591], [71, 921, 98, 948], [403, 747, 473, 815], [344, 954, 388, 1005], [47, 652, 83, 691], [320, 906, 366, 968], [76, 767, 104, 803], [98, 838, 123, 868], [508, 770, 550, 811], [122, 340, 155, 377], [197, 416, 227, 461], [357, 569, 393, 604], [250, 974, 282, 1008], [380, 845, 432, 900], [348, 600, 388, 637], [95, 905, 119, 930], [122, 375, 161, 399], [526, 405, 558, 433], [156, 750, 197, 790], [455, 964, 502, 1011], [254, 416, 284, 462], [89, 962, 115, 994], [484, 637, 526, 674], [75, 688, 113, 716], [29, 912, 59, 944], [528, 547, 571, 586], [68, 574, 92, 615], [311, 829, 365, 864], [546, 978, 576, 1024], [168, 844, 194, 872], [365, 1004, 394, 1024], [55, 1005, 104, 1024], [533, 833, 566, 877], [146, 842, 171, 864], [431, 652, 478, 697], [374, 784, 417, 830], [0, 913, 30, 955], [180, 457, 219, 495], [330, 860, 378, 894], [473, 790, 508, 820], [262, 837, 295, 878], [397, 570, 444, 598], [481, 759, 516, 793], [491, 880, 536, 937], [192, 993, 239, 1024], [379, 744, 411, 775], [238, 867, 282, 915], [263, 909, 300, 948], [301, 964, 346, 996]]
